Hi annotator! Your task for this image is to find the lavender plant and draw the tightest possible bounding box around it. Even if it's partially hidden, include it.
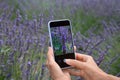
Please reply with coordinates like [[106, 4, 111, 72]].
[[73, 20, 120, 80], [0, 0, 120, 80], [0, 8, 49, 80]]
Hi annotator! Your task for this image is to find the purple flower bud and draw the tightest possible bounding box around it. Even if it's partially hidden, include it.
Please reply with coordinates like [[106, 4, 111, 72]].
[[27, 61, 32, 66]]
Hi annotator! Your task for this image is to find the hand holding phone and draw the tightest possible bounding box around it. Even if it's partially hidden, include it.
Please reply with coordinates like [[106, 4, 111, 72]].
[[48, 19, 75, 68]]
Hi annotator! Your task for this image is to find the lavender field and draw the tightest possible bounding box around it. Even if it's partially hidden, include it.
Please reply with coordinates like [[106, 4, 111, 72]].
[[0, 0, 120, 80]]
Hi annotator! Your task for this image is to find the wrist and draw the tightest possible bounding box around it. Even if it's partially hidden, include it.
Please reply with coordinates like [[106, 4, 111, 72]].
[[55, 78, 70, 80], [107, 74, 120, 80], [99, 72, 109, 80], [55, 76, 70, 80], [100, 72, 120, 80]]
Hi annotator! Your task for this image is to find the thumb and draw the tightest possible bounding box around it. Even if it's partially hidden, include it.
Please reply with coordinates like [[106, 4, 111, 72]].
[[47, 47, 54, 62], [65, 59, 86, 69]]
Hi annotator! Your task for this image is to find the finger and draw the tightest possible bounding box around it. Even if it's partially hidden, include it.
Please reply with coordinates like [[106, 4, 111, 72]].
[[73, 46, 88, 62], [65, 59, 86, 69], [62, 69, 71, 73], [74, 46, 76, 52], [75, 53, 89, 62], [47, 47, 54, 62], [62, 69, 70, 76], [67, 69, 82, 76], [48, 47, 54, 56]]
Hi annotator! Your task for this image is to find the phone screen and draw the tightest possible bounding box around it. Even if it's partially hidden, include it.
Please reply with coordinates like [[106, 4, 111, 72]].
[[49, 20, 75, 68], [51, 25, 74, 55]]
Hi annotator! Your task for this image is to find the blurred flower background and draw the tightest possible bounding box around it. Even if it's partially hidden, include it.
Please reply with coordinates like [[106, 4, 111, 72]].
[[0, 0, 120, 80]]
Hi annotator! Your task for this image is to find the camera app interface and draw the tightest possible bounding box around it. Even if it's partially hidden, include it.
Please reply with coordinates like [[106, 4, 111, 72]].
[[51, 26, 74, 56]]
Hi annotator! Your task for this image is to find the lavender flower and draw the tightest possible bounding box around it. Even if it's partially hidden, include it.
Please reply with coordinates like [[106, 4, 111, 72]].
[[0, 0, 120, 80]]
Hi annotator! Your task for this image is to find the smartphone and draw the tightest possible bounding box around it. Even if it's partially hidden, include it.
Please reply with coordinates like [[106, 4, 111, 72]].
[[48, 19, 75, 68]]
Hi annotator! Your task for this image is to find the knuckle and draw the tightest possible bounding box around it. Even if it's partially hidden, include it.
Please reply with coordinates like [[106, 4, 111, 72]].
[[48, 62, 54, 67], [88, 55, 93, 59]]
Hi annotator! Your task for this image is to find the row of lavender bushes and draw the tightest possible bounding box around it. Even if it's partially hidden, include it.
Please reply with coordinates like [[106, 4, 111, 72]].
[[0, 0, 120, 80], [74, 21, 120, 80]]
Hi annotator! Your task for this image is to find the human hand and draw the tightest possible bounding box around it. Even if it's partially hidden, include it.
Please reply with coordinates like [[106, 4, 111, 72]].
[[46, 47, 120, 80], [46, 47, 71, 80], [65, 53, 120, 80]]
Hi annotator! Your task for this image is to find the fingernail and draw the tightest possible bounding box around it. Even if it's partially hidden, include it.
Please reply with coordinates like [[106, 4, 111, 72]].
[[64, 59, 70, 63], [63, 59, 66, 63]]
